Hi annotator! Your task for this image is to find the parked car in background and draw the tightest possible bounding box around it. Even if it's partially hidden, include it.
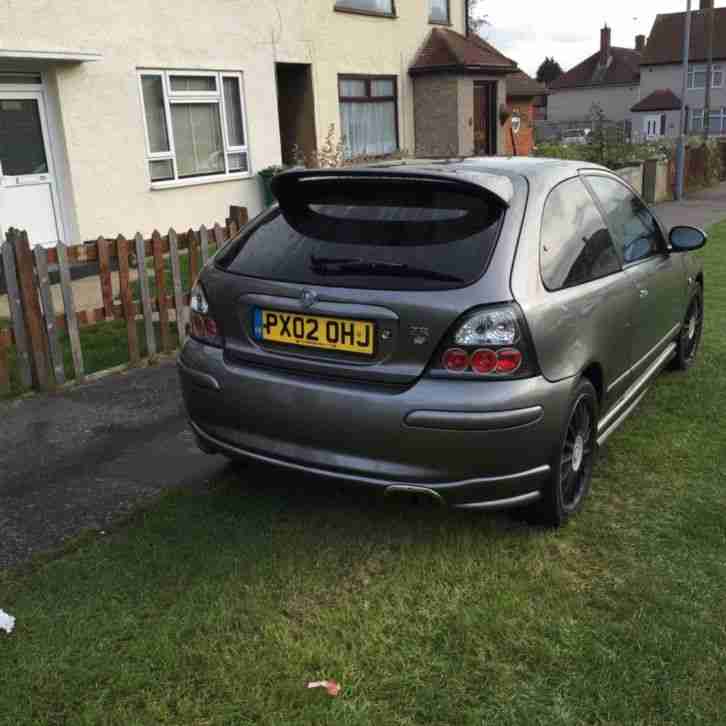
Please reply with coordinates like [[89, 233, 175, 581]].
[[561, 128, 591, 145], [178, 158, 706, 526]]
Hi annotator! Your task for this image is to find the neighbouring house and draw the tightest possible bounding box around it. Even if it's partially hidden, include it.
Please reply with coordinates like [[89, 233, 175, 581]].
[[547, 25, 643, 125], [635, 0, 726, 141], [0, 0, 521, 248], [504, 71, 548, 156]]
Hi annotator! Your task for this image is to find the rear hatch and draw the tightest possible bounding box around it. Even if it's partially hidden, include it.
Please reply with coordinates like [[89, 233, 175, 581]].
[[209, 168, 517, 385]]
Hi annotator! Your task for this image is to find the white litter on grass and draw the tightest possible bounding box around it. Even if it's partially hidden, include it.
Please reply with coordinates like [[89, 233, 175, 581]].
[[0, 609, 15, 634]]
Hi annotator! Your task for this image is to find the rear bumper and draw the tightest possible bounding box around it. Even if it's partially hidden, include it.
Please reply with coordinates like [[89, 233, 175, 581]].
[[178, 341, 575, 509], [189, 417, 549, 510]]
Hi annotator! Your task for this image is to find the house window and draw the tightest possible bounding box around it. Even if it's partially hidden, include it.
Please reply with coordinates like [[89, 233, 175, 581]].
[[138, 70, 249, 186], [430, 0, 450, 24], [339, 76, 398, 158], [334, 0, 394, 16], [691, 109, 704, 132], [687, 64, 724, 90], [690, 108, 726, 134]]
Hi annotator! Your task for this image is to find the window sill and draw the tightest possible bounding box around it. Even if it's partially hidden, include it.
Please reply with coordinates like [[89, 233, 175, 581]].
[[429, 19, 452, 26], [334, 7, 397, 19], [150, 172, 253, 191]]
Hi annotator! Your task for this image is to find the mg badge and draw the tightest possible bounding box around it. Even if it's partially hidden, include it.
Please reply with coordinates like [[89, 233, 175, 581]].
[[300, 289, 317, 310], [409, 326, 430, 345]]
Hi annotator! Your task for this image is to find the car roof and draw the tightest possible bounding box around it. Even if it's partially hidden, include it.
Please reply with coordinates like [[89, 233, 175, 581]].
[[362, 156, 610, 185], [273, 157, 612, 208]]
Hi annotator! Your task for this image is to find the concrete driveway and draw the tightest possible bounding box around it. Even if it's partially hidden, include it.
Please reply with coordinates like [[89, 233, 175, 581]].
[[653, 181, 726, 232]]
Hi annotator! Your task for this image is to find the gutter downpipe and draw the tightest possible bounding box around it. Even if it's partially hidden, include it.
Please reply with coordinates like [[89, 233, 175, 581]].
[[676, 0, 693, 201]]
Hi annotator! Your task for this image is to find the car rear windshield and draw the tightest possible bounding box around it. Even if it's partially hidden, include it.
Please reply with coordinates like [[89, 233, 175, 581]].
[[216, 176, 507, 291]]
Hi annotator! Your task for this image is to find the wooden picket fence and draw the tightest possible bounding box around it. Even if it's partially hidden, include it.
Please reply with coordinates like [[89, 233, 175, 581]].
[[0, 205, 248, 395]]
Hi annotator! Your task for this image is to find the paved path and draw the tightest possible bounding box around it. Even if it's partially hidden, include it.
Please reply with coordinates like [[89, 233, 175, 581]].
[[2, 183, 725, 570], [0, 361, 227, 570], [653, 181, 726, 232]]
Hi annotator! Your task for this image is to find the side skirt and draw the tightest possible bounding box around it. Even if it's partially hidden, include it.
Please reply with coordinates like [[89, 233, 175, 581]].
[[597, 342, 677, 447]]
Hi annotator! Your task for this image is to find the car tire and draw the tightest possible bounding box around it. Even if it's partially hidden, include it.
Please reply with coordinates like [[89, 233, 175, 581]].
[[671, 287, 703, 371], [529, 379, 599, 527]]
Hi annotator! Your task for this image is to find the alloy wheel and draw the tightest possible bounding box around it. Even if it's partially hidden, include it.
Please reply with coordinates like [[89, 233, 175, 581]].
[[683, 295, 703, 362], [560, 395, 595, 512]]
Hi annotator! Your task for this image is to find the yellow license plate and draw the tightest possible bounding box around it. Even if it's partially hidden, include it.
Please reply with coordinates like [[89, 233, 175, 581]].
[[253, 309, 375, 355]]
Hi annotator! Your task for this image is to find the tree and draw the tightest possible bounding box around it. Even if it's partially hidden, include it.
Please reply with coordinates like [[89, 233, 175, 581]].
[[536, 57, 564, 86], [468, 0, 488, 36]]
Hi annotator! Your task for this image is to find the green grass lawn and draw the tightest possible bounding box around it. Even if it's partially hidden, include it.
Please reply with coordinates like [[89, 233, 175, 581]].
[[1, 224, 726, 725], [0, 244, 203, 397], [0, 319, 180, 398]]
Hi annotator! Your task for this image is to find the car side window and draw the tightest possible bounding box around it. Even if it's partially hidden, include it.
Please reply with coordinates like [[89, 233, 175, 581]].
[[540, 178, 621, 291], [586, 176, 665, 265]]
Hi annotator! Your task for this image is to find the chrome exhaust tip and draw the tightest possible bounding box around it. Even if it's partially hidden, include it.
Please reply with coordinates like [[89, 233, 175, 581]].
[[384, 485, 445, 506]]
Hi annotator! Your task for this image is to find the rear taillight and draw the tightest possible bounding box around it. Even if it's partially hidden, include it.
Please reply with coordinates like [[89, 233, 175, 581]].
[[430, 304, 538, 380], [188, 283, 223, 348], [442, 348, 469, 372]]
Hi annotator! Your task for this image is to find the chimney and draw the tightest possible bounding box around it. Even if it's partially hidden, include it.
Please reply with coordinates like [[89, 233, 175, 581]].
[[700, 0, 713, 9], [600, 25, 612, 66], [635, 34, 646, 52]]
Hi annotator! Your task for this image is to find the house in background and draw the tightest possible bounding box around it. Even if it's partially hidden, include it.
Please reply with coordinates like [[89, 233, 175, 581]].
[[504, 71, 548, 156], [0, 0, 522, 248], [635, 0, 726, 140], [547, 25, 643, 124]]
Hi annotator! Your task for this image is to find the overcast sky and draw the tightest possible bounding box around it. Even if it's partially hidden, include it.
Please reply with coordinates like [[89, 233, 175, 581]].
[[477, 0, 726, 78]]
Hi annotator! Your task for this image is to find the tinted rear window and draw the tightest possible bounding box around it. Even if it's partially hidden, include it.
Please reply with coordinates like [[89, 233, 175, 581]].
[[216, 177, 506, 290]]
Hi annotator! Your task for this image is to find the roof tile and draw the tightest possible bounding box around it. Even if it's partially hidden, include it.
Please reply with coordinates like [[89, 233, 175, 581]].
[[631, 89, 682, 112], [410, 28, 518, 74], [549, 47, 641, 90], [641, 8, 726, 65], [506, 70, 548, 97]]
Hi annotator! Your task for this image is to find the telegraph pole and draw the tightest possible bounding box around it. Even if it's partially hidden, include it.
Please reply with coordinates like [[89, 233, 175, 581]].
[[676, 0, 693, 200], [704, 1, 715, 138]]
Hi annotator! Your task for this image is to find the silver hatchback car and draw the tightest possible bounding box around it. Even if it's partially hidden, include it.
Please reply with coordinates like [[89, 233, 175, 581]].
[[178, 158, 706, 525]]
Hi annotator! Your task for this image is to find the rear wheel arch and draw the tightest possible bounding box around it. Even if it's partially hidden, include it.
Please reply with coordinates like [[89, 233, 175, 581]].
[[580, 362, 605, 407]]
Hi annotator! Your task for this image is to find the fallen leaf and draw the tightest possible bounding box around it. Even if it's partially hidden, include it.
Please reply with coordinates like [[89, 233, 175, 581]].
[[307, 680, 341, 696]]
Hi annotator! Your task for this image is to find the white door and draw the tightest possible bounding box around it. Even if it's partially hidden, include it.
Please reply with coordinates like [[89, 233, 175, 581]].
[[644, 115, 660, 140], [0, 90, 62, 247]]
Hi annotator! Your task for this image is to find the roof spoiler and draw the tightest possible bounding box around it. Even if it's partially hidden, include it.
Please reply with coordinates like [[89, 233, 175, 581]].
[[270, 167, 514, 207]]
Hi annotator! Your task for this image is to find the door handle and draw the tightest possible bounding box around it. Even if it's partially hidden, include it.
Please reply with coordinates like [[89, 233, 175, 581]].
[[640, 289, 649, 299]]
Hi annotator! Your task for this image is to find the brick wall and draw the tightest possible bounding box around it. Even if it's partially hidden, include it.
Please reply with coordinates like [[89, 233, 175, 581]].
[[413, 76, 460, 157], [503, 98, 536, 156]]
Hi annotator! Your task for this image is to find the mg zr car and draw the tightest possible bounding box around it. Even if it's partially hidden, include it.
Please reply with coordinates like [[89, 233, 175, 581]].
[[178, 158, 706, 525]]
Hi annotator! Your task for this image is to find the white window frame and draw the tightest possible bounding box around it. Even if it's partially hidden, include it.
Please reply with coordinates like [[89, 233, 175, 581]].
[[687, 63, 724, 90], [137, 69, 251, 190], [690, 107, 726, 134], [690, 108, 704, 132]]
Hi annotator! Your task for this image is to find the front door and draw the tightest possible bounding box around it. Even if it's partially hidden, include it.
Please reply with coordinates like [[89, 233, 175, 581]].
[[644, 114, 661, 140], [473, 81, 497, 156], [0, 90, 62, 246]]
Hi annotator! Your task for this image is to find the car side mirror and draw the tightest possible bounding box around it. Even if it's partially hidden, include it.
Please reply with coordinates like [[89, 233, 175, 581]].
[[670, 226, 707, 252]]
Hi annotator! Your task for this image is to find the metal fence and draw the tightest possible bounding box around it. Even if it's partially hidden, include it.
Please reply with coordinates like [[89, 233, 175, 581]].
[[534, 119, 632, 145]]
